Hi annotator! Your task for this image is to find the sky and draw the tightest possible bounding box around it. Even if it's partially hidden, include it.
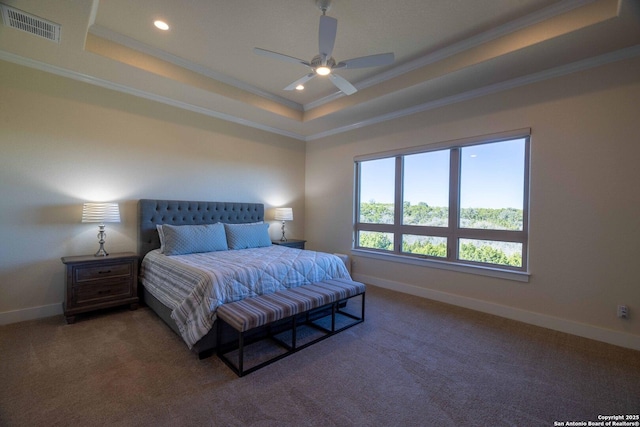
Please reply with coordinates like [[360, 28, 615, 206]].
[[359, 138, 526, 209]]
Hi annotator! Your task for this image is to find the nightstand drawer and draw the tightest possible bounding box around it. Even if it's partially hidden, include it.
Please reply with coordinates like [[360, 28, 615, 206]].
[[62, 252, 139, 323], [75, 263, 132, 282], [73, 279, 132, 305]]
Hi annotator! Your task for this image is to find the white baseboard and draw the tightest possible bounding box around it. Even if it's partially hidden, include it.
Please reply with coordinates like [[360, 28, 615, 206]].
[[353, 273, 640, 351], [0, 303, 63, 325], [3, 278, 639, 351]]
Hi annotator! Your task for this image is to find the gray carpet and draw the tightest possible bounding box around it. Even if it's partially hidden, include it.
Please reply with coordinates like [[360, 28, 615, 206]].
[[1, 285, 638, 426]]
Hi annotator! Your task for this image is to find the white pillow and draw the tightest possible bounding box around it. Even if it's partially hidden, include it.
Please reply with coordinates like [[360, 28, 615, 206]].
[[156, 224, 166, 253]]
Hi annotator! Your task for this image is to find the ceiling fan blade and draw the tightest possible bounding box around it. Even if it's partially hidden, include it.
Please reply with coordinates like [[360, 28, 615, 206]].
[[318, 15, 337, 64], [254, 48, 311, 67], [284, 73, 316, 91], [328, 74, 357, 95], [335, 52, 395, 69]]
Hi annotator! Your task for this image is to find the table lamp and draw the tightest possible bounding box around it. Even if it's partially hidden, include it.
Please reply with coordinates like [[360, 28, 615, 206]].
[[274, 207, 293, 241], [82, 202, 121, 256]]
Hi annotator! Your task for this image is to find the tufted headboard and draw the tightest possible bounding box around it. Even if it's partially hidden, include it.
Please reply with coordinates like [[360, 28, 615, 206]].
[[137, 199, 265, 259]]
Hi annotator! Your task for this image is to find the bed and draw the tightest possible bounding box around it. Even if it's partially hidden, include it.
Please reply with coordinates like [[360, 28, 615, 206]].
[[137, 199, 351, 358]]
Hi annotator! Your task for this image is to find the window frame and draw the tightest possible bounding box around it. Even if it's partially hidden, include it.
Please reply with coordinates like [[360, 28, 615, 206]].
[[353, 129, 531, 280]]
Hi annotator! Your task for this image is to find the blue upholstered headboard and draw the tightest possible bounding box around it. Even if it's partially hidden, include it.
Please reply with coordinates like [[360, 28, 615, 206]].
[[137, 199, 265, 258]]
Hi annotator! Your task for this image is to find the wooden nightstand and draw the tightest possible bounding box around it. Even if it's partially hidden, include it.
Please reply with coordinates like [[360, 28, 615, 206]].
[[61, 252, 139, 324], [271, 239, 306, 250]]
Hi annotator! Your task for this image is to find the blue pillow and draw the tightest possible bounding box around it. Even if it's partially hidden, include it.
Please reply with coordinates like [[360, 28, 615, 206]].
[[224, 223, 271, 250], [161, 223, 228, 255]]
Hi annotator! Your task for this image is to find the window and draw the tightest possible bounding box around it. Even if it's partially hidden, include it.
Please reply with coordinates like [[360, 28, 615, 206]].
[[354, 129, 530, 274]]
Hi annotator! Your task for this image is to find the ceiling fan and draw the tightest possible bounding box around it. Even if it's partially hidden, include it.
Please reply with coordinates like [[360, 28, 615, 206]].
[[254, 0, 394, 96]]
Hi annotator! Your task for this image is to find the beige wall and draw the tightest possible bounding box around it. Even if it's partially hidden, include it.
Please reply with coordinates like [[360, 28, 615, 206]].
[[0, 60, 305, 322], [2, 54, 639, 350], [305, 56, 640, 349]]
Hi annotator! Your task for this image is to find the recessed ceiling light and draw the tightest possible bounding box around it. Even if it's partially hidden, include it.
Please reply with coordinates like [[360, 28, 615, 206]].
[[295, 85, 305, 91], [154, 20, 169, 31]]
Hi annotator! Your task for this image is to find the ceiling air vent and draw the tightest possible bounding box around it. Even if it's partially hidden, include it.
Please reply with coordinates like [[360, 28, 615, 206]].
[[0, 3, 60, 43]]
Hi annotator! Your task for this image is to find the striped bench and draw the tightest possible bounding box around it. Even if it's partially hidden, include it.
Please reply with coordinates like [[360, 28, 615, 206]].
[[216, 278, 366, 376]]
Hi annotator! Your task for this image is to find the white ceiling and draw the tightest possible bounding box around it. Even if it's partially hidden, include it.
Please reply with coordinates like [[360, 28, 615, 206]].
[[92, 0, 563, 105], [1, 0, 639, 140]]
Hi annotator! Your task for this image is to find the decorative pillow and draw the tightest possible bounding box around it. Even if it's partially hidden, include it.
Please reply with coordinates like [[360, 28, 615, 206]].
[[161, 223, 228, 256], [224, 222, 271, 250], [157, 224, 166, 253]]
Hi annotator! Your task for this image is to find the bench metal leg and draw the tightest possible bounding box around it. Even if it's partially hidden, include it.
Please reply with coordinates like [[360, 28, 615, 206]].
[[238, 332, 244, 376], [291, 315, 297, 350], [331, 301, 336, 332]]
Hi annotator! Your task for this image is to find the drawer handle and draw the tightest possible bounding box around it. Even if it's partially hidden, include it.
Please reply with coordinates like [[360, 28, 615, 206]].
[[98, 289, 112, 294], [98, 270, 112, 274]]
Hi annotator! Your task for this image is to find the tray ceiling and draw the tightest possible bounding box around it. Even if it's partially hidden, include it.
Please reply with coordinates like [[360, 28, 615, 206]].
[[1, 0, 639, 140]]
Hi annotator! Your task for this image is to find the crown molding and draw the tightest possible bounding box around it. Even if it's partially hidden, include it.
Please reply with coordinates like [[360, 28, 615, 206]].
[[88, 24, 304, 112], [2, 43, 637, 143], [0, 50, 307, 141], [305, 44, 640, 141], [303, 0, 596, 111]]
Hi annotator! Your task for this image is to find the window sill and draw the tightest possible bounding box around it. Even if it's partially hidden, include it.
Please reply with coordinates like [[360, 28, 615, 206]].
[[351, 249, 530, 283]]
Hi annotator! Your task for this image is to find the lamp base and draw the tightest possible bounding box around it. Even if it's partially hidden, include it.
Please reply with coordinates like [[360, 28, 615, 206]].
[[94, 225, 109, 256], [280, 221, 287, 241], [94, 246, 109, 257]]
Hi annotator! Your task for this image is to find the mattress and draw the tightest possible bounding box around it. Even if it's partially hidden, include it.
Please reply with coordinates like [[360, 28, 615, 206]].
[[140, 245, 351, 348]]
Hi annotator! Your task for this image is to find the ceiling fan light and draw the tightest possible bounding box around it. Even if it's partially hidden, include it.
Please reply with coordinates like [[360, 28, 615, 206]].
[[316, 66, 331, 76]]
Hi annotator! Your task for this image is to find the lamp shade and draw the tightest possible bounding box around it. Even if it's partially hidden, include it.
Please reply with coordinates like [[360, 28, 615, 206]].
[[274, 207, 293, 221], [82, 202, 121, 223]]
